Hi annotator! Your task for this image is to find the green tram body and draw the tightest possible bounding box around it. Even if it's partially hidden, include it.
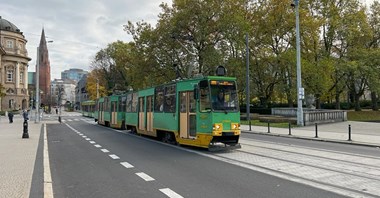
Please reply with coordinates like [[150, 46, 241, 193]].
[[81, 100, 96, 118], [97, 95, 126, 129], [126, 76, 240, 149]]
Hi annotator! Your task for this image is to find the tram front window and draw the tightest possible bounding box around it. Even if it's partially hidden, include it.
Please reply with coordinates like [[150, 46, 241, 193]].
[[210, 81, 238, 111]]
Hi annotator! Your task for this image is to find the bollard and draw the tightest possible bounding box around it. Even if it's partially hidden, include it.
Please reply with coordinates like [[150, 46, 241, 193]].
[[267, 122, 270, 133], [348, 124, 352, 141], [22, 120, 29, 138], [58, 116, 61, 123], [315, 123, 318, 138], [288, 122, 292, 135]]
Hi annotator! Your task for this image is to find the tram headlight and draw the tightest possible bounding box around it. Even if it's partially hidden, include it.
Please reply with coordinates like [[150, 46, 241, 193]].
[[231, 123, 240, 130], [213, 123, 223, 131]]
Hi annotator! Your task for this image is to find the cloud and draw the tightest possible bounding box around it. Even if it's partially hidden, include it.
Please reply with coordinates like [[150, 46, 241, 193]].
[[1, 0, 171, 79]]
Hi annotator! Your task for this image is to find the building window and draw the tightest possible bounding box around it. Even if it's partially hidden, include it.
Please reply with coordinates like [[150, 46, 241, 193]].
[[9, 99, 14, 109], [20, 71, 24, 83], [6, 69, 14, 82], [6, 40, 14, 48]]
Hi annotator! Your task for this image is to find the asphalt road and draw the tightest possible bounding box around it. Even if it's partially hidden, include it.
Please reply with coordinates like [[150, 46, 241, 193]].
[[46, 118, 346, 198]]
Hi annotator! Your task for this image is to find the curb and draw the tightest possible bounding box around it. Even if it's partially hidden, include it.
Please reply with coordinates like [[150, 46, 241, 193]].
[[241, 130, 380, 148]]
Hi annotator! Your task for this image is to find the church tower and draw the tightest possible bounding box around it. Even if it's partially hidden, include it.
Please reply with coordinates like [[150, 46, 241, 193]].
[[38, 28, 51, 106]]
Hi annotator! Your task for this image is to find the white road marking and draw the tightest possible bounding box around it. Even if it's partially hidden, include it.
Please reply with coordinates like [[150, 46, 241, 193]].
[[67, 119, 72, 122], [120, 162, 134, 169], [159, 188, 183, 198], [82, 136, 87, 138], [101, 149, 109, 153], [94, 144, 102, 148], [85, 138, 91, 141], [109, 154, 120, 159], [89, 141, 96, 144], [74, 119, 79, 121], [135, 172, 155, 181], [43, 124, 54, 198]]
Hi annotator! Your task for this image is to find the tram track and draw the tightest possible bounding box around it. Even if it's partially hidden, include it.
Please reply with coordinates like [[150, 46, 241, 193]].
[[208, 138, 380, 198]]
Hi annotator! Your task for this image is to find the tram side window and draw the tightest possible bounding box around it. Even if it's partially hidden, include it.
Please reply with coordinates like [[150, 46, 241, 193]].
[[147, 96, 153, 112], [131, 93, 138, 112], [164, 85, 176, 113], [154, 86, 164, 112], [104, 97, 109, 112], [119, 96, 126, 112], [99, 102, 103, 111], [126, 94, 132, 112], [199, 80, 211, 112]]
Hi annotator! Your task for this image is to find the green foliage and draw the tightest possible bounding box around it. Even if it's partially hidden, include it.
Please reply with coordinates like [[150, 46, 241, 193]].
[[87, 0, 380, 110]]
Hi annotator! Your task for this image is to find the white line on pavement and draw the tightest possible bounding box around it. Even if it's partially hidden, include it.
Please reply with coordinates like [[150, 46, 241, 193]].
[[89, 141, 96, 144], [120, 162, 134, 169], [159, 188, 183, 198], [135, 172, 155, 181], [44, 124, 54, 198], [109, 154, 120, 159], [94, 144, 102, 148], [101, 149, 109, 153]]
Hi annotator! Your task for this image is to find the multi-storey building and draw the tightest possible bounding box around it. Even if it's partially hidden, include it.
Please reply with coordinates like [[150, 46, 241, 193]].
[[0, 16, 31, 111], [61, 68, 88, 82], [51, 79, 76, 107], [75, 74, 88, 109]]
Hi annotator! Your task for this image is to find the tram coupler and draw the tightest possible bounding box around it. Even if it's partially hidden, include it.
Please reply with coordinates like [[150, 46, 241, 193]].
[[22, 120, 29, 139]]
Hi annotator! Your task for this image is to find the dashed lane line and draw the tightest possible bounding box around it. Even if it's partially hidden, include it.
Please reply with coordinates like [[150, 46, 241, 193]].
[[136, 172, 155, 181], [159, 188, 184, 198], [109, 154, 120, 160], [101, 149, 110, 153], [120, 162, 134, 169], [66, 123, 184, 198]]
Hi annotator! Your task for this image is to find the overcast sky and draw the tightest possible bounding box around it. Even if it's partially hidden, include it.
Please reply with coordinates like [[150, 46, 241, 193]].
[[0, 0, 376, 80], [1, 0, 172, 80]]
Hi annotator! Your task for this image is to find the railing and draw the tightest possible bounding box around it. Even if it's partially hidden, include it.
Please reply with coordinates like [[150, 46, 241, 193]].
[[271, 108, 347, 126]]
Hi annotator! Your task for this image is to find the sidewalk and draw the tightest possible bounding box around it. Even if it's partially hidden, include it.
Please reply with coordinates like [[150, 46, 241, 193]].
[[0, 114, 43, 198], [241, 121, 380, 147]]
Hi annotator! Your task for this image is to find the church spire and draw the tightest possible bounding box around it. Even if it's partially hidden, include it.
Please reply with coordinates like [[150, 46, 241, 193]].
[[39, 28, 47, 50]]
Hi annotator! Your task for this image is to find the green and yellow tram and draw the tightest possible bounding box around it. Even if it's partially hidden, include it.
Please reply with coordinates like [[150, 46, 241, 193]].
[[128, 75, 240, 149], [81, 100, 96, 118], [97, 95, 126, 129]]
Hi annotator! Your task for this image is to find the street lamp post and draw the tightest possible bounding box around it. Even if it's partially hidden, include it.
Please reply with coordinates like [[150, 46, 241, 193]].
[[35, 47, 40, 123], [294, 0, 304, 126]]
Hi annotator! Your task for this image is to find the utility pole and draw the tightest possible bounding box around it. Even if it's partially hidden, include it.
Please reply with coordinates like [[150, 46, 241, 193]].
[[35, 47, 40, 123], [294, 0, 304, 126], [246, 33, 251, 131], [96, 79, 99, 99]]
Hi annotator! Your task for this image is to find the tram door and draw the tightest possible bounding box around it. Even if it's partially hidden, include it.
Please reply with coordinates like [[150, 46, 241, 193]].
[[138, 97, 145, 131], [179, 91, 196, 138], [111, 101, 117, 125], [146, 96, 153, 132], [99, 102, 104, 124]]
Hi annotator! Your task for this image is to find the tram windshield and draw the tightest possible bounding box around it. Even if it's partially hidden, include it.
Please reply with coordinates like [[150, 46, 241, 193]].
[[209, 80, 238, 112]]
